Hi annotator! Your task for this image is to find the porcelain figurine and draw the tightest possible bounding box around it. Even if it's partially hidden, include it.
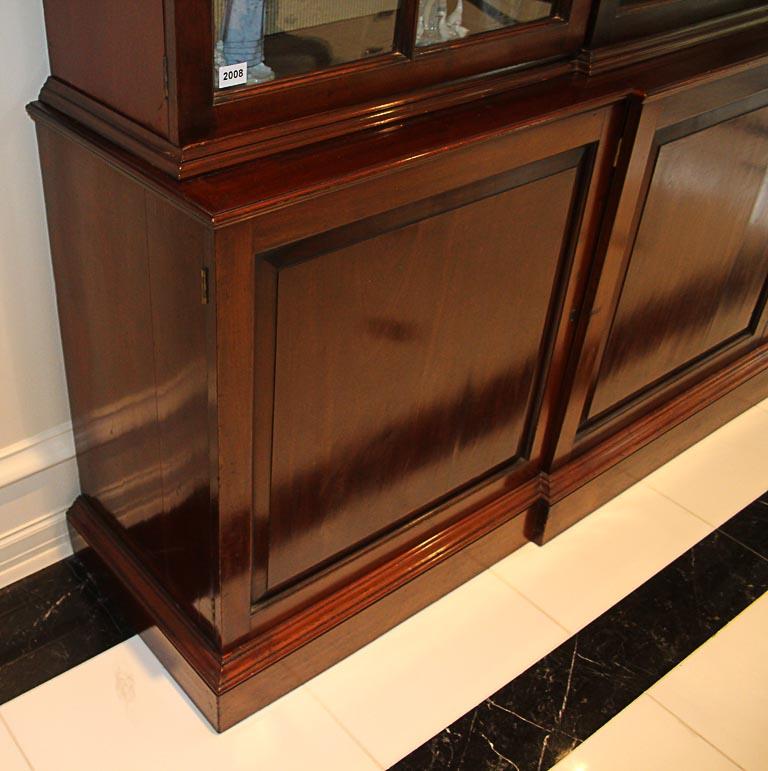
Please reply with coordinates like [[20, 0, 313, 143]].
[[217, 0, 274, 84], [417, 0, 469, 46]]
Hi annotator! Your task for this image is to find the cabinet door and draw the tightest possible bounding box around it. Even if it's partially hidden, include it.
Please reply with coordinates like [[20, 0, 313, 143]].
[[217, 108, 618, 602], [267, 171, 573, 590], [555, 69, 768, 464]]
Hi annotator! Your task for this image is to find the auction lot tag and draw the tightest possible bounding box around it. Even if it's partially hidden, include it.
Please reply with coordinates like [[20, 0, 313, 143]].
[[219, 62, 247, 89]]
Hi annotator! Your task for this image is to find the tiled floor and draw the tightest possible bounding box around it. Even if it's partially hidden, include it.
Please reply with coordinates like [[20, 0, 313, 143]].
[[0, 397, 766, 770], [0, 558, 133, 704], [553, 592, 768, 771]]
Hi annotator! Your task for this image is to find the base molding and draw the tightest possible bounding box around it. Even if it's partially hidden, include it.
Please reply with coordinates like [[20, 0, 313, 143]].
[[66, 348, 768, 730], [540, 357, 768, 543], [68, 488, 535, 731], [0, 422, 78, 588], [0, 509, 71, 589], [65, 339, 768, 730]]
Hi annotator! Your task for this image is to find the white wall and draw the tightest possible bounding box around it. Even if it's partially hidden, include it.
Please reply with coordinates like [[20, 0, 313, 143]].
[[0, 1, 79, 585]]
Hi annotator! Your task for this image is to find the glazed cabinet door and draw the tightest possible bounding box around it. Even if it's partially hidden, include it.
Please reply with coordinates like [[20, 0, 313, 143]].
[[587, 0, 768, 49], [554, 66, 768, 466], [212, 105, 621, 638]]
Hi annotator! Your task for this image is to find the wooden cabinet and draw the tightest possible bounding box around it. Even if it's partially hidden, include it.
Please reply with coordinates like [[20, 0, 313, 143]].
[[232, 112, 615, 602], [589, 104, 768, 422], [583, 0, 768, 73], [30, 0, 768, 732], [589, 0, 768, 48], [544, 64, 768, 539], [265, 167, 574, 589], [39, 0, 594, 177]]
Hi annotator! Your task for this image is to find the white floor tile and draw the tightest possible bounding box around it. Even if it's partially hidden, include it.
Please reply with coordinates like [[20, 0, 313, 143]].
[[491, 483, 711, 633], [307, 570, 568, 769], [756, 397, 768, 414], [650, 592, 768, 771], [644, 407, 768, 527], [550, 695, 738, 771], [0, 717, 30, 771], [0, 637, 381, 771], [706, 404, 768, 455]]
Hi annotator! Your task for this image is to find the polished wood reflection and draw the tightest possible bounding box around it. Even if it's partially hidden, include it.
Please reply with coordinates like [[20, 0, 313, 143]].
[[267, 168, 579, 589], [30, 9, 768, 730], [587, 105, 768, 421], [37, 126, 215, 634]]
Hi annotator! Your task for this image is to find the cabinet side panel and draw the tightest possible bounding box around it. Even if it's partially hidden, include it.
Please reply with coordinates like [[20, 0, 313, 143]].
[[587, 105, 768, 420], [145, 195, 215, 630], [36, 124, 214, 633], [42, 0, 169, 137]]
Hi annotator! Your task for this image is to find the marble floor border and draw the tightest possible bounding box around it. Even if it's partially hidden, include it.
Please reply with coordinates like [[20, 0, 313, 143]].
[[391, 490, 768, 770], [0, 491, 765, 768], [0, 555, 133, 706]]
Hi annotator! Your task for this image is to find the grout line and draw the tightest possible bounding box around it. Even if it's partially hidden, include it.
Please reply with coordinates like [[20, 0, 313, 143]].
[[643, 484, 725, 530], [491, 578, 573, 636], [646, 694, 746, 770], [487, 485, 717, 640], [304, 687, 386, 769], [0, 713, 34, 771], [714, 528, 768, 564]]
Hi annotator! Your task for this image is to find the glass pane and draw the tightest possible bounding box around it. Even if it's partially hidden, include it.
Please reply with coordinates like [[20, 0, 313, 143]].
[[213, 0, 401, 92], [416, 0, 554, 47]]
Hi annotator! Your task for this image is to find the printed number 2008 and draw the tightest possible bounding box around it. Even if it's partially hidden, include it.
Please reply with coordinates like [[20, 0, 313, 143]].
[[219, 62, 247, 88]]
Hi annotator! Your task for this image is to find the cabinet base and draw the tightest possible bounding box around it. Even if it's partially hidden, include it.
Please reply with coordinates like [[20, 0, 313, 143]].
[[65, 351, 768, 731], [67, 494, 534, 731], [540, 353, 768, 543]]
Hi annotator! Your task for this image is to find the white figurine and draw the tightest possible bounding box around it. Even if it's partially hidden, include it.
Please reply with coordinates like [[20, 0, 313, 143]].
[[417, 0, 469, 46], [441, 0, 470, 40]]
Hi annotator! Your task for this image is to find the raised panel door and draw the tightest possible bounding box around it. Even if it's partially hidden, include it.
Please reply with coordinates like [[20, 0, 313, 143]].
[[586, 105, 768, 422], [263, 156, 585, 591]]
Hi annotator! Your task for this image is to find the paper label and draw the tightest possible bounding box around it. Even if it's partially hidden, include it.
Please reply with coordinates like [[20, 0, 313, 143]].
[[219, 62, 248, 89]]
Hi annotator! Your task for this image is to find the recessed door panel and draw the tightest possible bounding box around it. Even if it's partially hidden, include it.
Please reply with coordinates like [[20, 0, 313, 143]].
[[586, 106, 768, 422], [266, 166, 581, 590]]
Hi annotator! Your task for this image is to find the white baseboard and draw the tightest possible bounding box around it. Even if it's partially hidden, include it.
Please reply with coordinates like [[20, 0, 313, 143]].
[[0, 422, 79, 589]]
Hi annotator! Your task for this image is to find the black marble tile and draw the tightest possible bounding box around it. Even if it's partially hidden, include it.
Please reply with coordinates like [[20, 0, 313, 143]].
[[0, 556, 134, 705], [392, 527, 768, 770], [719, 491, 768, 561]]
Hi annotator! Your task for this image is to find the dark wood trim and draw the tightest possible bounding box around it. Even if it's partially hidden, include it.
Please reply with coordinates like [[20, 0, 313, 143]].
[[580, 5, 768, 74], [542, 343, 768, 522], [33, 21, 768, 182], [185, 0, 592, 144], [213, 223, 257, 646], [38, 78, 182, 173], [218, 501, 534, 731], [539, 355, 768, 542], [39, 59, 575, 180], [68, 497, 223, 687], [552, 97, 661, 462]]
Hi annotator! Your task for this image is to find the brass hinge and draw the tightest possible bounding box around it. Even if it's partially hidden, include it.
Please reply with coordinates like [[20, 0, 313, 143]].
[[201, 267, 210, 305]]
